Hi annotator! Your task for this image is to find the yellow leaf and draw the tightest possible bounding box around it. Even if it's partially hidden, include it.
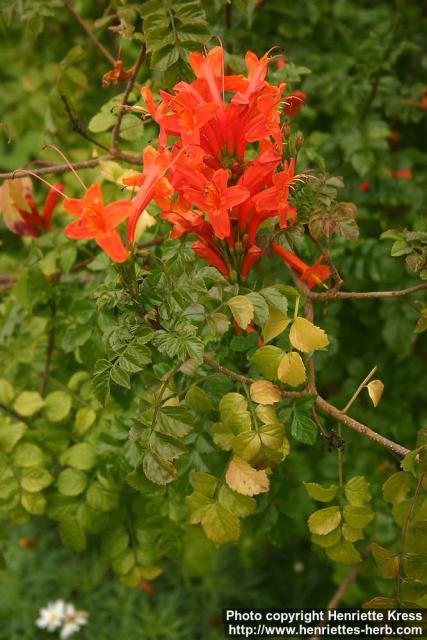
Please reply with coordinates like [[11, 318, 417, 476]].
[[227, 296, 254, 330], [289, 317, 329, 353], [225, 456, 269, 496], [277, 352, 306, 387], [366, 379, 384, 407], [262, 306, 291, 343], [250, 380, 282, 405]]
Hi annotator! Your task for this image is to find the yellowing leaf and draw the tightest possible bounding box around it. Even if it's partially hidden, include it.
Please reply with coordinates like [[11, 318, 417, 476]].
[[13, 391, 45, 417], [262, 306, 290, 343], [250, 380, 281, 405], [308, 506, 341, 535], [277, 352, 306, 387], [289, 317, 329, 353], [227, 296, 254, 330], [200, 502, 240, 544], [225, 456, 269, 496], [366, 379, 384, 407]]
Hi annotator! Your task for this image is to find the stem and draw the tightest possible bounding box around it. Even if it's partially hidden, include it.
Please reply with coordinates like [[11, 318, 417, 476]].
[[111, 45, 146, 152], [315, 396, 409, 457], [63, 0, 116, 65], [0, 151, 141, 180], [341, 366, 378, 414]]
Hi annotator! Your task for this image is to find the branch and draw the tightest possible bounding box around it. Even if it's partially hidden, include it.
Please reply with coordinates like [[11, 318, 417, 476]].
[[202, 356, 305, 399], [202, 357, 409, 457], [315, 396, 410, 457], [308, 282, 427, 301], [0, 151, 141, 180], [60, 95, 110, 152], [63, 0, 115, 65], [111, 45, 146, 152]]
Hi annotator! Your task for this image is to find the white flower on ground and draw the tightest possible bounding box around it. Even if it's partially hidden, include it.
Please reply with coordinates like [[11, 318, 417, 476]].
[[36, 600, 66, 631], [60, 603, 88, 639]]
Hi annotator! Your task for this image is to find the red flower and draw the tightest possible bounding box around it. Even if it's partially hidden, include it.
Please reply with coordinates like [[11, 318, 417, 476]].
[[254, 159, 297, 228], [272, 243, 330, 288], [192, 240, 229, 277], [123, 146, 173, 243], [63, 183, 130, 262], [183, 169, 249, 239], [389, 168, 412, 180], [284, 90, 306, 118], [0, 178, 63, 237], [359, 182, 370, 192]]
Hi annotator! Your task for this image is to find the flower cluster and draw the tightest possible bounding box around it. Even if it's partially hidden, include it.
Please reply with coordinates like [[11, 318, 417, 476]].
[[121, 47, 328, 284], [0, 47, 329, 288], [36, 600, 88, 639]]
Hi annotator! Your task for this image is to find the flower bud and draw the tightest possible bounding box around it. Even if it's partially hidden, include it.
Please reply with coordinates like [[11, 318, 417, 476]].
[[282, 125, 291, 139], [295, 135, 304, 150]]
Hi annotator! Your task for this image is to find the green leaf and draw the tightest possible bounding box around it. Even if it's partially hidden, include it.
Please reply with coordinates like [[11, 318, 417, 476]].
[[142, 451, 176, 485], [311, 527, 341, 548], [260, 287, 288, 315], [20, 467, 53, 493], [13, 391, 45, 417], [13, 443, 44, 467], [304, 482, 338, 503], [326, 540, 361, 564], [102, 527, 130, 560], [218, 485, 256, 517], [251, 346, 282, 380], [291, 412, 318, 445], [185, 386, 213, 412], [308, 506, 341, 535], [88, 110, 116, 133], [57, 468, 88, 496], [86, 481, 119, 512], [200, 502, 240, 544], [0, 419, 27, 452], [246, 292, 269, 326], [74, 408, 96, 435], [45, 391, 72, 422], [21, 491, 46, 515], [110, 365, 131, 389], [59, 517, 87, 551], [156, 406, 193, 438], [344, 476, 371, 506], [61, 443, 96, 471], [342, 524, 364, 542], [0, 379, 14, 405], [371, 543, 398, 579], [383, 471, 411, 504], [219, 393, 247, 418], [343, 505, 375, 529]]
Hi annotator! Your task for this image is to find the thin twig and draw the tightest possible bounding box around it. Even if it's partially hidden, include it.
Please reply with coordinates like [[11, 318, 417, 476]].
[[0, 403, 29, 423], [60, 95, 110, 152], [63, 0, 115, 65], [308, 282, 427, 301], [315, 396, 410, 457], [203, 357, 410, 457], [342, 366, 378, 414], [111, 45, 146, 152], [0, 151, 141, 180], [202, 356, 305, 399]]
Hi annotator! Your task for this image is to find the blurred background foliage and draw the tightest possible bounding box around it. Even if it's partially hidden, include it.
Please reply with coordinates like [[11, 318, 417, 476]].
[[0, 0, 426, 638]]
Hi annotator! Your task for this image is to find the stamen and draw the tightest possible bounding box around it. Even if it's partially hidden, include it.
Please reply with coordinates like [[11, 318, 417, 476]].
[[12, 169, 67, 197], [42, 144, 87, 190]]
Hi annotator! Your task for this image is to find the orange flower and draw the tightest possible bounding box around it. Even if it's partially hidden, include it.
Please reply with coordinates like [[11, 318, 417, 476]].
[[102, 59, 136, 88], [272, 243, 330, 288], [63, 183, 130, 262]]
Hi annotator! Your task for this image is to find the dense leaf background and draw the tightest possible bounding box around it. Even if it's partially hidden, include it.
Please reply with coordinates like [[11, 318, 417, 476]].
[[0, 1, 426, 638]]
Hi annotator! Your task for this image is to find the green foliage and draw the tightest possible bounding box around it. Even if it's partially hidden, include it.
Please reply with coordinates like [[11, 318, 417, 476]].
[[0, 0, 427, 631]]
